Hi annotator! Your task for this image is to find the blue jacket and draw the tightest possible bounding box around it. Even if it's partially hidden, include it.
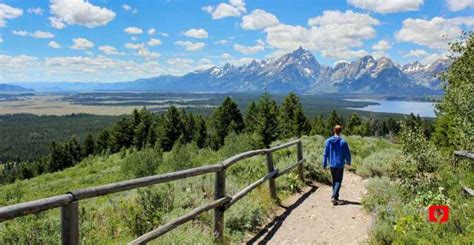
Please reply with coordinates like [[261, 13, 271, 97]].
[[323, 136, 351, 168]]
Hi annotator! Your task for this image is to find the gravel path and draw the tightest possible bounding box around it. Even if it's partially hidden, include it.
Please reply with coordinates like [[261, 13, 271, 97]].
[[246, 170, 372, 245]]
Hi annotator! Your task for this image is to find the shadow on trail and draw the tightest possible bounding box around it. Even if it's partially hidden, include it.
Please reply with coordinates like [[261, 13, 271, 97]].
[[338, 199, 361, 206], [246, 184, 318, 245]]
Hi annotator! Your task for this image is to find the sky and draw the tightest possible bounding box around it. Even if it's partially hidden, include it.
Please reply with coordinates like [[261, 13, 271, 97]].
[[0, 0, 473, 83]]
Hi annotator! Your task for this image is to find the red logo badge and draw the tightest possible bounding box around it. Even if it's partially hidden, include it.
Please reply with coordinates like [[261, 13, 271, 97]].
[[428, 205, 449, 223]]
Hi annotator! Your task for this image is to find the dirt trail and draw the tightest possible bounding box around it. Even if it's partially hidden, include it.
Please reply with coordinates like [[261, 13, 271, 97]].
[[246, 170, 372, 245]]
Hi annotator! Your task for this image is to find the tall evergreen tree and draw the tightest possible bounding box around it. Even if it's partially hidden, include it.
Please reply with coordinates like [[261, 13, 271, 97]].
[[244, 101, 259, 133], [255, 93, 280, 148], [159, 106, 185, 151], [83, 134, 95, 156], [133, 108, 153, 149], [347, 113, 362, 135], [68, 137, 82, 163], [96, 129, 110, 153], [280, 92, 311, 138], [209, 97, 244, 148], [326, 110, 344, 136], [311, 115, 326, 136], [109, 117, 134, 152], [194, 115, 208, 148]]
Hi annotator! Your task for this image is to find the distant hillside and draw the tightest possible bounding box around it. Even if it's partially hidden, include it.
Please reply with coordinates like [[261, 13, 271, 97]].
[[0, 84, 34, 92]]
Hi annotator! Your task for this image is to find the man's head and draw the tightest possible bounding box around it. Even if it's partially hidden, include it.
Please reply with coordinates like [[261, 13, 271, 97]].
[[333, 125, 342, 135]]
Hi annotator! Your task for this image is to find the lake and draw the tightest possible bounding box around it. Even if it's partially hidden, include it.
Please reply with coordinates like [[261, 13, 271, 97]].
[[347, 99, 437, 118]]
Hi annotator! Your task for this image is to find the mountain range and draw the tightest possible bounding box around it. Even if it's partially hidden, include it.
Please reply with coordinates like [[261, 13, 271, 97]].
[[12, 47, 450, 95], [0, 84, 34, 93]]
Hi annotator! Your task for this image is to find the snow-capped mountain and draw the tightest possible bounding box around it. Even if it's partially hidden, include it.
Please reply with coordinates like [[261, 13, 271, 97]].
[[60, 47, 448, 95]]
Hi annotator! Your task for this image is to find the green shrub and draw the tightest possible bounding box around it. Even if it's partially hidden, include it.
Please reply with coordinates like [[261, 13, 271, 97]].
[[121, 147, 163, 178], [356, 149, 404, 178]]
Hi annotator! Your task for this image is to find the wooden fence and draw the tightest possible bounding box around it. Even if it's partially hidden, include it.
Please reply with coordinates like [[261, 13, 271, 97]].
[[0, 139, 305, 244], [453, 150, 474, 196]]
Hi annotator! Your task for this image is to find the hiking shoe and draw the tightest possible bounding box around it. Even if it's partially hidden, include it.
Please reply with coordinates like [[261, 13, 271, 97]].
[[336, 199, 344, 205], [331, 197, 338, 206]]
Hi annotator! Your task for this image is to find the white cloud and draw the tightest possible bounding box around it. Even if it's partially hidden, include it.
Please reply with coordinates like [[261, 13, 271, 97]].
[[348, 0, 423, 13], [122, 4, 137, 14], [27, 8, 44, 15], [12, 30, 55, 39], [395, 16, 474, 49], [124, 43, 159, 59], [147, 38, 162, 47], [49, 0, 115, 29], [221, 53, 233, 59], [71, 38, 94, 50], [48, 41, 61, 49], [148, 28, 156, 35], [124, 26, 143, 34], [0, 3, 23, 28], [202, 0, 246, 19], [159, 32, 169, 37], [175, 41, 205, 51], [183, 28, 209, 39], [404, 49, 430, 58], [446, 0, 474, 11], [12, 30, 28, 36], [136, 47, 160, 59], [233, 40, 265, 54], [99, 45, 119, 55], [264, 10, 380, 60], [122, 4, 132, 11], [241, 9, 279, 30], [31, 31, 55, 39], [372, 40, 391, 51], [0, 36, 3, 44], [125, 42, 144, 49], [167, 58, 194, 66], [216, 39, 229, 45]]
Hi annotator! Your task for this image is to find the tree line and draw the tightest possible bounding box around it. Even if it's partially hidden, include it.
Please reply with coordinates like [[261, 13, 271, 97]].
[[1, 92, 431, 184]]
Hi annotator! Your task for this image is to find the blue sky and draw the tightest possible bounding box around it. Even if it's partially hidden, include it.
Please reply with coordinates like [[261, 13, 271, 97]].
[[0, 0, 473, 83]]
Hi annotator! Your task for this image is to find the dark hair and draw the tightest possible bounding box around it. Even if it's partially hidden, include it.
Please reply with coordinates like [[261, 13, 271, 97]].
[[334, 125, 342, 134]]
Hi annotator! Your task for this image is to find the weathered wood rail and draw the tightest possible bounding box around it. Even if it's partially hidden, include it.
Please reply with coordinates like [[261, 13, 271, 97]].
[[0, 139, 305, 244], [453, 150, 474, 197]]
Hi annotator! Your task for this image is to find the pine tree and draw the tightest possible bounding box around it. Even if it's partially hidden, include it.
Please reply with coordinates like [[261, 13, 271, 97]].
[[255, 93, 280, 148], [96, 129, 110, 153], [244, 101, 259, 133], [83, 134, 95, 156], [68, 137, 83, 163], [109, 117, 134, 152], [133, 108, 153, 149], [280, 92, 310, 138], [194, 115, 208, 148], [310, 115, 326, 136], [347, 113, 362, 135], [159, 106, 185, 151], [326, 110, 344, 136], [209, 97, 244, 148]]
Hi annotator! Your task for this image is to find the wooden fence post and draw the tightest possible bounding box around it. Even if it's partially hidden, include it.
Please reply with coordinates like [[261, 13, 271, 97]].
[[297, 141, 304, 182], [265, 151, 278, 201], [61, 201, 79, 245], [213, 170, 226, 242]]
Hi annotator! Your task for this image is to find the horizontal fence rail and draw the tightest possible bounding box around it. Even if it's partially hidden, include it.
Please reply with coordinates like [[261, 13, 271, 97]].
[[0, 139, 305, 244], [453, 150, 474, 197]]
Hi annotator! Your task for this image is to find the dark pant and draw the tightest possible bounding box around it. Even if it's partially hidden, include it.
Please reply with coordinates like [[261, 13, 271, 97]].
[[330, 167, 344, 199]]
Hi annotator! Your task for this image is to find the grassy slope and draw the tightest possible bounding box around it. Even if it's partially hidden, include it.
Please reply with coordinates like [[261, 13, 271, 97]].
[[0, 135, 396, 244]]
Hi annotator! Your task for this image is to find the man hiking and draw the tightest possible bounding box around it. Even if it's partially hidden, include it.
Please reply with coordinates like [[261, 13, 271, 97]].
[[323, 125, 351, 205]]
